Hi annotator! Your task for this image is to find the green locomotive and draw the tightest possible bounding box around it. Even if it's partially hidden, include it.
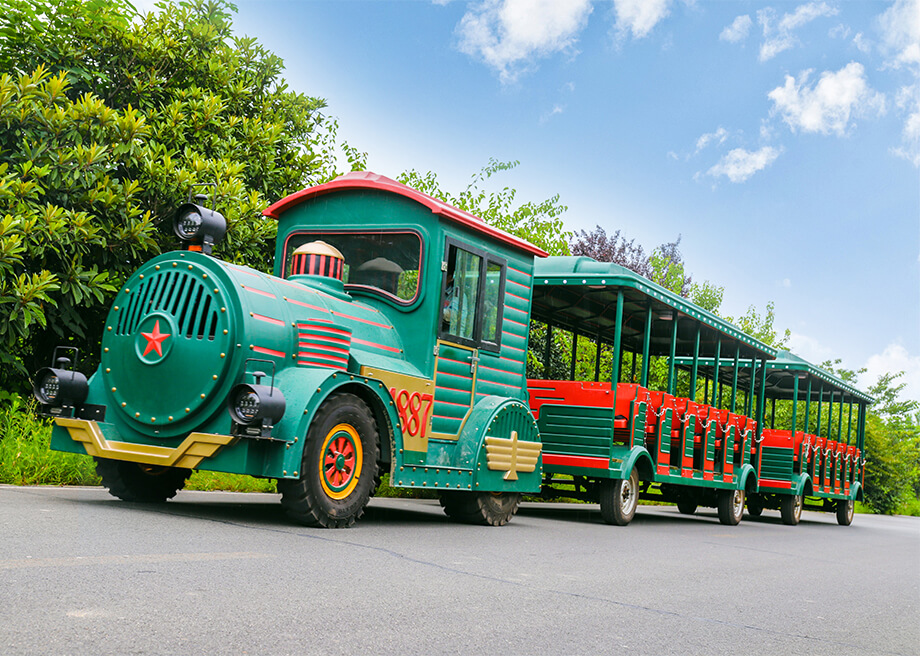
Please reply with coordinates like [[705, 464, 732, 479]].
[[34, 172, 545, 527]]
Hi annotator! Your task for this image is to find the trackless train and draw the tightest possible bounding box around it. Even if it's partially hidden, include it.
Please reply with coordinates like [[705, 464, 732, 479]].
[[34, 172, 871, 528]]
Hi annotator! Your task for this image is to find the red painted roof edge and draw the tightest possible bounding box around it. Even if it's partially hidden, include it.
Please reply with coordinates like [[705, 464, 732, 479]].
[[262, 171, 548, 258]]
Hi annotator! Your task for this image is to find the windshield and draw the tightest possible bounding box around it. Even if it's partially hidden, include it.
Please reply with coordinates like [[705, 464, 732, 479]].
[[285, 231, 422, 303]]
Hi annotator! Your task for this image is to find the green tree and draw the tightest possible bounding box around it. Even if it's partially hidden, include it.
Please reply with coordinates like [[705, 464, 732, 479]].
[[398, 159, 570, 256], [0, 0, 352, 393]]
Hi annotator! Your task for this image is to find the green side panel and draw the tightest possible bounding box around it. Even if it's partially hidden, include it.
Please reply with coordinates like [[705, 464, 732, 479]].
[[432, 344, 475, 435], [761, 446, 794, 480], [537, 405, 612, 458]]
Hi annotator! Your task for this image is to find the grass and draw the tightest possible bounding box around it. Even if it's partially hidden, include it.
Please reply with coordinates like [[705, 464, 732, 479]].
[[2, 397, 918, 515], [0, 397, 100, 486]]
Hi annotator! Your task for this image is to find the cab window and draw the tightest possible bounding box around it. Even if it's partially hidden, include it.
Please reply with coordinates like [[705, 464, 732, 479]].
[[440, 242, 505, 351]]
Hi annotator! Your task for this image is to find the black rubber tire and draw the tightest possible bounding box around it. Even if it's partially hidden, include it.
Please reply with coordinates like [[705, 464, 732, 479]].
[[439, 491, 522, 526], [278, 393, 379, 528], [780, 494, 803, 525], [836, 498, 855, 526], [599, 469, 639, 526], [676, 498, 698, 515], [94, 457, 190, 503], [747, 495, 764, 517], [717, 489, 745, 526]]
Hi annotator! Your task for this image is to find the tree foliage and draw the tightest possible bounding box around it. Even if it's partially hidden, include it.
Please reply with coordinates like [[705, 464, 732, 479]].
[[398, 159, 570, 256], [0, 0, 350, 392]]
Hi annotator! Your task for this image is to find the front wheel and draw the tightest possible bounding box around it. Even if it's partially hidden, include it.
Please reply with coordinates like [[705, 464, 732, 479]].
[[717, 489, 745, 526], [94, 458, 191, 503], [781, 494, 803, 525], [439, 491, 522, 526], [836, 498, 855, 526], [599, 470, 639, 526], [278, 393, 379, 528]]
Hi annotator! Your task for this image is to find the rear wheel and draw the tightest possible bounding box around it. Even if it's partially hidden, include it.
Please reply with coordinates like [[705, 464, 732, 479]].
[[94, 458, 190, 503], [676, 498, 698, 515], [278, 393, 379, 528], [836, 498, 855, 526], [747, 495, 764, 517], [439, 491, 521, 526], [717, 489, 744, 526], [780, 494, 803, 525], [599, 469, 639, 526]]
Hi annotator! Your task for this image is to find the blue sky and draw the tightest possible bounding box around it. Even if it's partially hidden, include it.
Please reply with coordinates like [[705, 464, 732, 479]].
[[141, 0, 919, 401]]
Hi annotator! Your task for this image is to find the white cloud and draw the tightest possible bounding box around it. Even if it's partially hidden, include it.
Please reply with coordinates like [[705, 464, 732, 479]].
[[768, 62, 886, 136], [878, 0, 920, 70], [707, 146, 781, 183], [613, 0, 671, 40], [781, 278, 792, 288], [456, 0, 593, 83], [828, 24, 850, 40], [860, 343, 920, 406], [695, 127, 728, 152], [720, 15, 752, 43], [788, 331, 835, 364], [892, 83, 920, 165], [757, 2, 838, 62], [852, 32, 871, 54], [540, 104, 565, 123]]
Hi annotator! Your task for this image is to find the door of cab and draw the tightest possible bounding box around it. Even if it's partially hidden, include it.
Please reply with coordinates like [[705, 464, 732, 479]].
[[429, 240, 504, 439]]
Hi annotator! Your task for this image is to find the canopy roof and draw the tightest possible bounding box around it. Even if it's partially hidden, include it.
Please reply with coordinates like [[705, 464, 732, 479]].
[[532, 257, 776, 362], [674, 350, 874, 404]]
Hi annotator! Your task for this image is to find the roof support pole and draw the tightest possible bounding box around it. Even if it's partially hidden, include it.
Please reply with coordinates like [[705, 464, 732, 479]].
[[857, 402, 866, 451], [594, 332, 601, 382], [804, 378, 812, 433], [791, 375, 800, 433], [640, 304, 652, 388], [846, 401, 853, 445], [610, 290, 624, 419], [827, 391, 835, 440], [667, 310, 678, 395], [711, 339, 721, 407], [569, 332, 578, 381], [756, 358, 767, 441], [746, 357, 757, 417], [690, 327, 701, 400], [816, 387, 824, 437], [730, 347, 740, 413], [837, 393, 844, 442]]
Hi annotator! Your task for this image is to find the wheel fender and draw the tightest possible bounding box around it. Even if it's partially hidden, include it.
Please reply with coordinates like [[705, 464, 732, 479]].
[[620, 447, 655, 482], [455, 396, 542, 494], [270, 368, 401, 479], [849, 481, 863, 502], [737, 463, 757, 492], [791, 473, 813, 497]]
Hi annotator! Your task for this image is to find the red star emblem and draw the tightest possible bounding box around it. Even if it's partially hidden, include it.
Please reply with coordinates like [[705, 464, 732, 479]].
[[141, 320, 170, 357]]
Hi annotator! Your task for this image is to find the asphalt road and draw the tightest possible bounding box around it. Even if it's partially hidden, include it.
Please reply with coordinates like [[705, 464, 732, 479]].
[[1, 485, 917, 656]]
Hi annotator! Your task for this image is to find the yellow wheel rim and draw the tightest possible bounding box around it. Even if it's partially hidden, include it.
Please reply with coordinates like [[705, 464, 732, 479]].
[[318, 423, 363, 500]]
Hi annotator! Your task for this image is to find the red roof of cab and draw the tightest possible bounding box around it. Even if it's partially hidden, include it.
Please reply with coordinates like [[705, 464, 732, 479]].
[[262, 171, 548, 258]]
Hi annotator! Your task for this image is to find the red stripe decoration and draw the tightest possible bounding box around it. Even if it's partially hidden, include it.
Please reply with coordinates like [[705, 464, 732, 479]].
[[252, 313, 285, 327], [352, 337, 400, 353], [252, 345, 286, 358], [296, 320, 351, 370], [242, 285, 276, 299], [229, 265, 261, 278], [543, 453, 607, 469], [505, 290, 529, 303], [286, 297, 331, 313], [330, 310, 393, 329], [759, 478, 793, 489]]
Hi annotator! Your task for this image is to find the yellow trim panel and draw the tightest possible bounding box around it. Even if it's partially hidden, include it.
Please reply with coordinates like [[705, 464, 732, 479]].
[[55, 417, 236, 468], [485, 431, 541, 481]]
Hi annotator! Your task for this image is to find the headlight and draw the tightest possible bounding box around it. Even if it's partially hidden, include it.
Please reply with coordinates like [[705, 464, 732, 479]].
[[227, 383, 285, 429], [176, 209, 202, 239], [32, 366, 88, 407], [233, 390, 261, 423], [172, 202, 227, 254], [37, 372, 60, 403]]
